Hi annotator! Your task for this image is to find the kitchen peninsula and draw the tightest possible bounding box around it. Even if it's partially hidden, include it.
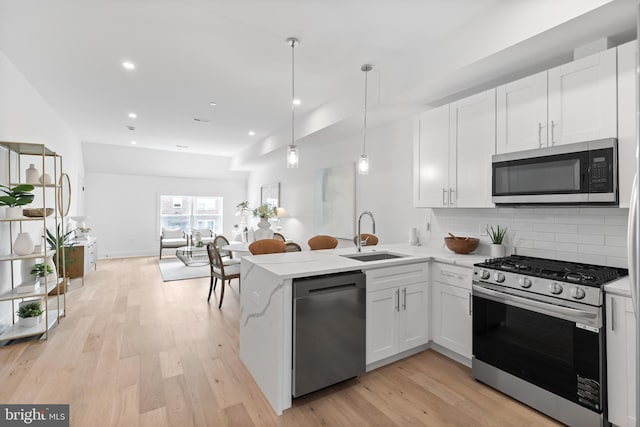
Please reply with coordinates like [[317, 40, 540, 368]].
[[239, 244, 485, 415]]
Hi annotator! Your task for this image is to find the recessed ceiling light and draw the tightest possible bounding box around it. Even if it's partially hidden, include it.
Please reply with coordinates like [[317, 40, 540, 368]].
[[248, 131, 255, 136], [193, 117, 210, 123], [209, 101, 217, 106], [176, 145, 189, 150], [122, 61, 135, 70], [293, 99, 301, 106], [221, 151, 227, 155], [128, 112, 137, 119], [130, 141, 137, 145]]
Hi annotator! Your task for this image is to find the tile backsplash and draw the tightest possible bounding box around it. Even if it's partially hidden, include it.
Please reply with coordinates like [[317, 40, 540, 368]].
[[427, 207, 629, 268]]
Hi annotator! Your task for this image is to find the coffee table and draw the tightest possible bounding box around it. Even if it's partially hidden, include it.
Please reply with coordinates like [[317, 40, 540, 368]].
[[175, 245, 209, 267]]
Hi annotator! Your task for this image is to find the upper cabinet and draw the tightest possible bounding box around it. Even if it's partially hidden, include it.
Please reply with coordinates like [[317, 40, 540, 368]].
[[496, 48, 617, 154], [414, 89, 495, 208], [617, 40, 637, 209]]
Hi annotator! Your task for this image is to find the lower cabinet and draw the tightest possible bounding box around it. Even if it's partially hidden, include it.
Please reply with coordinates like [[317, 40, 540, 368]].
[[431, 263, 473, 360], [606, 293, 637, 427], [366, 263, 429, 365]]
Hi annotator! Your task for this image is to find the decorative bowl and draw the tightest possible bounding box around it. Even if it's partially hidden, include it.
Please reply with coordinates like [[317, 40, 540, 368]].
[[444, 236, 480, 254], [22, 208, 54, 218]]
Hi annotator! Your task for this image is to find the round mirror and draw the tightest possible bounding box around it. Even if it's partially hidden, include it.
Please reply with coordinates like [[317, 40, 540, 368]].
[[58, 173, 71, 216]]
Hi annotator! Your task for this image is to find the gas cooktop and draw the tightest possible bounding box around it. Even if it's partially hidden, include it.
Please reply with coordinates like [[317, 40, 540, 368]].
[[475, 255, 626, 288]]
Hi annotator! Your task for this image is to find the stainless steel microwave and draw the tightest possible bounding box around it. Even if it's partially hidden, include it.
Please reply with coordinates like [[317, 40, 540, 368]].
[[492, 138, 618, 205]]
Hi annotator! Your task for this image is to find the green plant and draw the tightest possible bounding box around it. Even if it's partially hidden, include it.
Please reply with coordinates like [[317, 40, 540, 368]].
[[0, 184, 35, 207], [17, 302, 43, 318], [31, 263, 53, 278], [253, 203, 277, 219], [236, 201, 252, 216], [487, 225, 507, 244], [45, 223, 75, 251]]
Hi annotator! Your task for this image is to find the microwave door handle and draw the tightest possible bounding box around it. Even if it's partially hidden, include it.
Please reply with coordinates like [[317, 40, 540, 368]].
[[472, 284, 598, 322]]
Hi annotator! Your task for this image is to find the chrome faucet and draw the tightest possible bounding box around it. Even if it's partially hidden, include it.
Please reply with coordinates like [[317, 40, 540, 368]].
[[357, 210, 376, 252]]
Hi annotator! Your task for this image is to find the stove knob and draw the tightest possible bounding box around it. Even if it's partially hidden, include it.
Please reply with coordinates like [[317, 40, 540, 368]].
[[518, 277, 532, 288], [570, 287, 586, 300], [548, 283, 563, 295], [481, 270, 491, 280], [494, 272, 505, 283]]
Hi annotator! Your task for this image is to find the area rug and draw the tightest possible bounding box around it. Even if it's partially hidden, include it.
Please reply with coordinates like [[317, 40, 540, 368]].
[[158, 258, 210, 282]]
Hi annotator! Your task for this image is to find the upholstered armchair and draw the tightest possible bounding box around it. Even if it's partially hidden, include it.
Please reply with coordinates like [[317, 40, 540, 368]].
[[159, 228, 188, 259]]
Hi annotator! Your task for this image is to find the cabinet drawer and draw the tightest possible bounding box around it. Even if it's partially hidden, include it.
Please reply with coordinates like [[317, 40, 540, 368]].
[[366, 263, 428, 293], [432, 262, 472, 290]]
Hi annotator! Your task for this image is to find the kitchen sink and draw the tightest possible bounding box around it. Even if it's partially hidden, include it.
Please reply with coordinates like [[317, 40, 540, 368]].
[[341, 252, 406, 262]]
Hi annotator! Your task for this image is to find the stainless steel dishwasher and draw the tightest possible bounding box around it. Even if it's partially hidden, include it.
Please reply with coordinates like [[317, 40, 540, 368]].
[[292, 270, 366, 398]]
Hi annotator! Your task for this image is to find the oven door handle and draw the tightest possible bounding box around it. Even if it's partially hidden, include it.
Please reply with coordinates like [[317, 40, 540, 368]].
[[472, 284, 599, 324]]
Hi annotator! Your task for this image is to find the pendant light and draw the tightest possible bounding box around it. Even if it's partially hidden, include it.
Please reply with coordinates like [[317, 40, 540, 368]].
[[359, 64, 372, 175], [286, 37, 300, 168]]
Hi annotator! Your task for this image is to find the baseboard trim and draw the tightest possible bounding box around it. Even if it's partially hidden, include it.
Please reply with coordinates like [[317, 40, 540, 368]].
[[366, 343, 430, 372]]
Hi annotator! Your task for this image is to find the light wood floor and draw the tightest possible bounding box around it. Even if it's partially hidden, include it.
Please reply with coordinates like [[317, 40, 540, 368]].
[[0, 257, 562, 426]]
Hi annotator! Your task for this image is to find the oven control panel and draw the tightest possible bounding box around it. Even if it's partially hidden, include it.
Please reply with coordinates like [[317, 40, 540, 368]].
[[472, 268, 601, 306]]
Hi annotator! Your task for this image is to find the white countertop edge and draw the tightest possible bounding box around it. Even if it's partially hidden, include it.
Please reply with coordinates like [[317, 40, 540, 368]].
[[604, 276, 631, 298], [242, 244, 485, 280]]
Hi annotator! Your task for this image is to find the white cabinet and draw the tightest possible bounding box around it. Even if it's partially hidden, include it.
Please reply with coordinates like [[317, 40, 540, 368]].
[[548, 48, 617, 146], [430, 263, 473, 360], [497, 71, 548, 153], [496, 49, 617, 154], [366, 263, 429, 365], [413, 89, 495, 208], [617, 40, 637, 209], [606, 293, 637, 427]]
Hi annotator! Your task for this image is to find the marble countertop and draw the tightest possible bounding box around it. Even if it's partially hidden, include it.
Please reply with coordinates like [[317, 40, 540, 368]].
[[242, 243, 486, 280]]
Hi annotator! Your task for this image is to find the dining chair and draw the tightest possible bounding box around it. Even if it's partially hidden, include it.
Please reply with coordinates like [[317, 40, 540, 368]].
[[353, 233, 379, 246], [272, 232, 286, 242], [206, 243, 240, 309], [213, 235, 236, 261], [308, 235, 338, 250], [248, 239, 286, 255], [285, 242, 302, 252]]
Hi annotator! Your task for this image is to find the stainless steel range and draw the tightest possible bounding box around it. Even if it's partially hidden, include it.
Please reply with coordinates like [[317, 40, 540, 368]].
[[471, 255, 626, 427]]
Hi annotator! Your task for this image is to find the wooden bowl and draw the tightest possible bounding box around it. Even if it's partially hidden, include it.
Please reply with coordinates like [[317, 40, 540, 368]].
[[444, 236, 479, 254], [22, 208, 54, 218]]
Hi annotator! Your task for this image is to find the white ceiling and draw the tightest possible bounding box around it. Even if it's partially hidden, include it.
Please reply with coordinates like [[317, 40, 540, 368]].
[[0, 0, 636, 168]]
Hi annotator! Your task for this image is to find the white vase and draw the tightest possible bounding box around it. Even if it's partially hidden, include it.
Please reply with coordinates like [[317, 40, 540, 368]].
[[253, 218, 274, 241], [45, 255, 58, 283], [25, 164, 39, 184], [6, 206, 22, 219], [19, 316, 40, 328], [39, 173, 52, 185], [20, 258, 37, 281], [14, 232, 35, 255], [490, 243, 506, 258]]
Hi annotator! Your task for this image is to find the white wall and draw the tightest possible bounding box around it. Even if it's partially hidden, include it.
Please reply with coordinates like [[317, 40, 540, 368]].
[[85, 172, 246, 258], [246, 116, 629, 267], [0, 51, 85, 324]]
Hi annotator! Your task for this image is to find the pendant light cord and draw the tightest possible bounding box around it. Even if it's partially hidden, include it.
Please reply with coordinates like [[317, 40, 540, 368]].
[[363, 67, 368, 155], [291, 40, 295, 147]]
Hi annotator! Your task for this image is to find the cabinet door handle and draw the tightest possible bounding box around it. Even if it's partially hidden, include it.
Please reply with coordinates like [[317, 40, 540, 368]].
[[442, 188, 447, 207], [550, 120, 556, 145], [610, 298, 615, 331], [468, 292, 472, 316], [402, 288, 407, 310], [395, 289, 400, 312], [449, 188, 455, 207], [538, 122, 543, 147]]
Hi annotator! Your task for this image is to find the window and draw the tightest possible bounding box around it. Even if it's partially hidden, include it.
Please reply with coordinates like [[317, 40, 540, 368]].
[[160, 195, 223, 234]]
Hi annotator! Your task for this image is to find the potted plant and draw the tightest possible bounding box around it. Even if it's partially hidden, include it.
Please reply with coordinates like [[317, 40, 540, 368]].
[[252, 204, 277, 240], [0, 184, 35, 219], [487, 225, 507, 257], [31, 263, 54, 278], [17, 301, 43, 328], [45, 224, 75, 294]]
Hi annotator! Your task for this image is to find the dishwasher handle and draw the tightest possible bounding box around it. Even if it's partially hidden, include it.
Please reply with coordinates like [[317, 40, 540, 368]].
[[293, 271, 366, 298]]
